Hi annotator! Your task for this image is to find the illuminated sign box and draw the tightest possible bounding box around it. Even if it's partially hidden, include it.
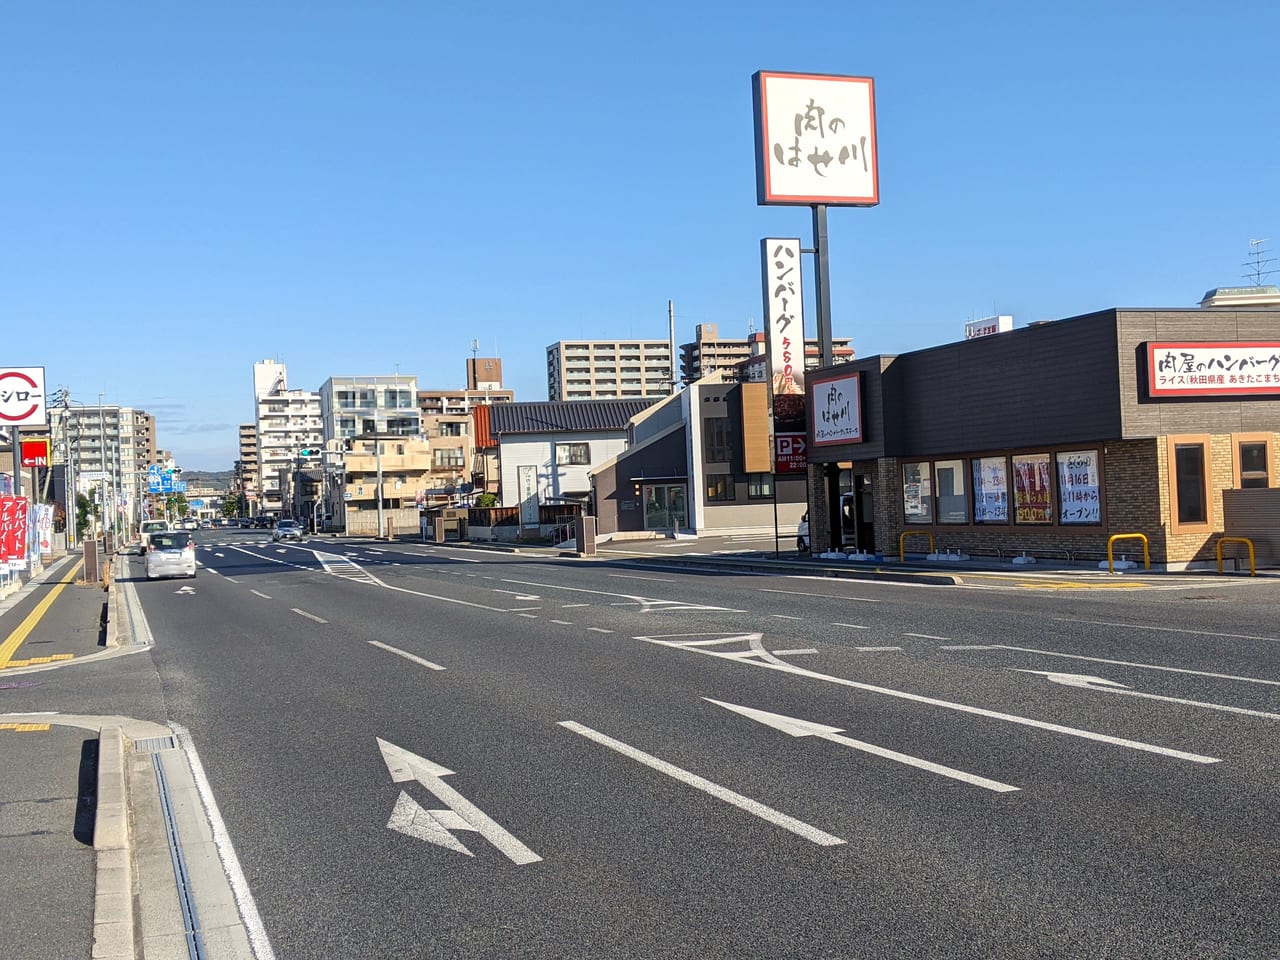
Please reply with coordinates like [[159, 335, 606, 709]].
[[1147, 342, 1280, 397]]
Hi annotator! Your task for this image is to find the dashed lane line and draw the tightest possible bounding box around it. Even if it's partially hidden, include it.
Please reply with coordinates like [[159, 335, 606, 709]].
[[250, 590, 272, 600], [367, 641, 445, 671], [291, 608, 327, 624]]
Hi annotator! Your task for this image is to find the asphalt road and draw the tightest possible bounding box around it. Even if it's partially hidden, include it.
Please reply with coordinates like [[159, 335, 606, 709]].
[[122, 530, 1280, 959]]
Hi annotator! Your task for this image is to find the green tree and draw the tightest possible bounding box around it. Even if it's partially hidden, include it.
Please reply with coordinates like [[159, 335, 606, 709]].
[[166, 493, 189, 518], [75, 493, 93, 539], [474, 492, 498, 508], [222, 494, 239, 518]]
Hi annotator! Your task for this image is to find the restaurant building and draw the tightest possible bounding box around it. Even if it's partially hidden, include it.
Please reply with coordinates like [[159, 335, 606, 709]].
[[802, 301, 1280, 568]]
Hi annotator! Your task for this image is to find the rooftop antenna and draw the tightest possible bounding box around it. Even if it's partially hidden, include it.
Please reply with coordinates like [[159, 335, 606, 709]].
[[1244, 239, 1277, 286], [747, 317, 756, 335]]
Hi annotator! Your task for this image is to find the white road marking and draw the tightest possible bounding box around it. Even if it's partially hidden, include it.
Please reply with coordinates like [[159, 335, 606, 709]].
[[517, 613, 539, 619], [707, 699, 1020, 793], [172, 725, 277, 960], [949, 643, 1280, 687], [493, 589, 541, 600], [368, 641, 445, 671], [1019, 670, 1280, 720], [291, 608, 327, 624], [377, 738, 541, 865], [904, 633, 949, 641], [561, 603, 591, 609], [587, 627, 614, 634], [495, 576, 741, 613], [608, 574, 677, 583], [550, 620, 574, 626], [558, 721, 845, 847], [772, 648, 820, 656], [215, 553, 225, 558], [761, 588, 880, 603], [223, 577, 239, 583], [856, 646, 903, 652], [832, 623, 869, 630], [771, 614, 804, 621], [636, 633, 1221, 764], [250, 590, 271, 599], [1051, 617, 1280, 643], [506, 607, 542, 612]]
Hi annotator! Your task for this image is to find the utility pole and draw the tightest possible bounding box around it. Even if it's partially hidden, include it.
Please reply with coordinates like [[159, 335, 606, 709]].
[[375, 436, 385, 540]]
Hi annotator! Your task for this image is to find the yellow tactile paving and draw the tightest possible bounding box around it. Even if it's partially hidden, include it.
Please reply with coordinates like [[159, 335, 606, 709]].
[[0, 654, 75, 669], [0, 558, 86, 668], [0, 723, 52, 732]]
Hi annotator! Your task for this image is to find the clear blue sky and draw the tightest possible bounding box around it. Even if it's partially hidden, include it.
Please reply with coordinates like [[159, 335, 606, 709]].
[[4, 2, 1278, 469]]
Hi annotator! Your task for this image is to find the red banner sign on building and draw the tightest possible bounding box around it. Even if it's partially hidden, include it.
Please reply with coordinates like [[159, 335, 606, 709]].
[[0, 497, 31, 570]]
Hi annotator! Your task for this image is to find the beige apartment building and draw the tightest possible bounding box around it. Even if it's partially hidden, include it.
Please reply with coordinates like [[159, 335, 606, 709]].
[[545, 340, 675, 400]]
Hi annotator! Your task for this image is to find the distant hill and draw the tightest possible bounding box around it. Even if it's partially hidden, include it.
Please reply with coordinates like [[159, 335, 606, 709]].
[[182, 470, 235, 492]]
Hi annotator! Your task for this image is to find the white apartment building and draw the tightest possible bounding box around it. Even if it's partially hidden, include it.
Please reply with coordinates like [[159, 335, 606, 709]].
[[318, 375, 421, 443], [49, 404, 157, 530], [545, 340, 674, 401], [253, 361, 323, 515]]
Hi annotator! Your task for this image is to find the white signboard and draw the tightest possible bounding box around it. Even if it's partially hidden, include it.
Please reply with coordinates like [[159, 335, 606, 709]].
[[1147, 341, 1280, 396], [0, 367, 47, 426], [810, 372, 862, 445], [761, 238, 805, 395], [753, 71, 879, 206], [1057, 450, 1101, 524], [964, 315, 1013, 340]]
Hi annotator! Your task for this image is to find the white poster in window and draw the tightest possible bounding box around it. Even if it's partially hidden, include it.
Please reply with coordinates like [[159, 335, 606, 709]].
[[1057, 450, 1101, 524], [972, 457, 1009, 523]]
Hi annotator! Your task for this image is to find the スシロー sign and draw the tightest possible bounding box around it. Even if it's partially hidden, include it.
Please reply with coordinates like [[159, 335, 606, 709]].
[[0, 367, 47, 425], [1147, 342, 1280, 397]]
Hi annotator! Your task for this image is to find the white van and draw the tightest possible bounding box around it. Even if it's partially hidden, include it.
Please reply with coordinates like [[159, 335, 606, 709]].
[[138, 520, 170, 556]]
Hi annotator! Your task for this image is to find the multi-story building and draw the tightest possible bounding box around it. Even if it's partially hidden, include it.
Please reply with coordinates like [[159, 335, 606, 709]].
[[420, 358, 515, 418], [253, 361, 323, 516], [678, 323, 854, 384], [237, 422, 258, 512], [318, 375, 421, 443], [49, 403, 157, 532], [545, 340, 675, 401]]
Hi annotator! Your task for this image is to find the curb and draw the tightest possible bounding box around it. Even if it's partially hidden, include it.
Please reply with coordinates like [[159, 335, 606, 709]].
[[92, 725, 136, 960], [616, 554, 963, 586]]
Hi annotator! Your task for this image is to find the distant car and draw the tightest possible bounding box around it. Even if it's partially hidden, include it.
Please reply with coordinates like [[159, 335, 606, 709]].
[[145, 530, 197, 579], [138, 520, 170, 556], [797, 512, 809, 552], [198, 519, 212, 529], [272, 519, 304, 542], [180, 517, 198, 531]]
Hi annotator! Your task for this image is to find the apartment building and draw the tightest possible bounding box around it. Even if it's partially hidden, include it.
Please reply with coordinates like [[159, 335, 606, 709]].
[[49, 404, 157, 530], [678, 323, 854, 384], [253, 361, 323, 515], [545, 340, 675, 401], [237, 422, 258, 511], [318, 375, 421, 443]]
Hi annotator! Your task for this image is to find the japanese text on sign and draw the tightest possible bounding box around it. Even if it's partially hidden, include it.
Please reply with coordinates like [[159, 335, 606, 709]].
[[811, 372, 862, 445], [1056, 450, 1101, 524], [761, 238, 804, 396], [1147, 342, 1280, 397]]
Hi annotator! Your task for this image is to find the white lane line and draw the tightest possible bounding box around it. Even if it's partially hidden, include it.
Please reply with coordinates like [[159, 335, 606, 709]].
[[250, 590, 272, 600], [904, 633, 949, 641], [856, 646, 903, 652], [506, 607, 542, 612], [368, 641, 445, 671], [772, 648, 820, 656], [608, 574, 677, 583], [291, 608, 328, 624], [215, 553, 225, 558], [587, 627, 613, 634], [1051, 617, 1280, 643], [1017, 670, 1280, 720], [832, 623, 869, 630], [223, 577, 239, 583], [496, 576, 741, 612], [945, 644, 1280, 687], [771, 614, 804, 621], [558, 721, 844, 847], [761, 588, 880, 603], [561, 604, 591, 609], [637, 634, 1221, 764], [550, 620, 574, 626], [517, 613, 539, 619], [171, 724, 277, 960]]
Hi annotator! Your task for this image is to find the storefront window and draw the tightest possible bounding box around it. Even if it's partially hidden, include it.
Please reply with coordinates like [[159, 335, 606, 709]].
[[1012, 453, 1052, 524], [1239, 442, 1269, 488], [903, 462, 932, 523], [643, 484, 687, 530], [934, 459, 968, 523], [706, 474, 733, 502], [1056, 450, 1101, 524], [747, 474, 773, 499], [1174, 444, 1207, 523], [972, 457, 1009, 523]]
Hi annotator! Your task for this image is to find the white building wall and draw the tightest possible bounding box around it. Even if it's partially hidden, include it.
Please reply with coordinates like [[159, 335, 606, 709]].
[[498, 432, 632, 507]]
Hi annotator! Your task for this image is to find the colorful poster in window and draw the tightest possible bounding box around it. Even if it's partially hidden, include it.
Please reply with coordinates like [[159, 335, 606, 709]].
[[1057, 450, 1101, 524], [972, 457, 1009, 523], [1012, 453, 1052, 524]]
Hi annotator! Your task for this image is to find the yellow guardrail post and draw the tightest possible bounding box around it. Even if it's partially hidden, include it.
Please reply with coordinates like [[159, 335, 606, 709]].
[[1105, 533, 1150, 574], [1216, 537, 1256, 576], [899, 531, 935, 562]]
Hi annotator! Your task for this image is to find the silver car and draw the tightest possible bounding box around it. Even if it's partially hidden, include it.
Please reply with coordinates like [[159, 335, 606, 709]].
[[272, 520, 305, 542], [145, 530, 197, 580]]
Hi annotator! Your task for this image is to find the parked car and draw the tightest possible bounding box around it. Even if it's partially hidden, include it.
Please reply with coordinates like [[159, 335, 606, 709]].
[[145, 530, 197, 579], [797, 512, 809, 552], [137, 520, 170, 556], [272, 519, 304, 542]]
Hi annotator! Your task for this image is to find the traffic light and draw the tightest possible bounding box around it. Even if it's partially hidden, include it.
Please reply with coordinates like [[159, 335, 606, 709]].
[[299, 448, 318, 457]]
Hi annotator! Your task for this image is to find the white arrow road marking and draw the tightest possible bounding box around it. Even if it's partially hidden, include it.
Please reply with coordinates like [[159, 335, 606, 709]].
[[368, 641, 445, 670], [558, 721, 844, 847], [1019, 670, 1280, 720], [947, 644, 1280, 687], [636, 633, 1221, 764], [376, 738, 541, 865], [706, 699, 1019, 793], [174, 585, 196, 595]]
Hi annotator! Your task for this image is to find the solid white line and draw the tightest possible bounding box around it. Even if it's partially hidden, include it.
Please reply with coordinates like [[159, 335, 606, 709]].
[[587, 627, 613, 634], [832, 623, 869, 630], [607, 574, 677, 583], [561, 604, 591, 609], [517, 613, 539, 618], [506, 607, 542, 612], [856, 646, 903, 652], [250, 590, 272, 600], [1104, 688, 1280, 720], [222, 577, 239, 584], [771, 614, 804, 621], [904, 633, 949, 641], [821, 729, 1018, 793], [1051, 617, 1280, 643], [171, 724, 277, 960], [550, 620, 574, 626], [952, 644, 1280, 687], [368, 641, 445, 671], [772, 648, 820, 656], [558, 721, 844, 846], [636, 635, 1221, 764], [761, 588, 880, 603], [291, 608, 327, 624]]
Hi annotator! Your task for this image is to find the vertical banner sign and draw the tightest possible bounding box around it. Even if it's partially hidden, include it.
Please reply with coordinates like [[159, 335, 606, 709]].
[[761, 238, 808, 473], [36, 503, 53, 555], [518, 465, 539, 529], [753, 72, 879, 207], [1, 497, 30, 571]]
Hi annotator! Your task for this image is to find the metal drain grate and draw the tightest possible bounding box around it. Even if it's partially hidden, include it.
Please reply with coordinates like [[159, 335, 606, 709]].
[[133, 736, 177, 753]]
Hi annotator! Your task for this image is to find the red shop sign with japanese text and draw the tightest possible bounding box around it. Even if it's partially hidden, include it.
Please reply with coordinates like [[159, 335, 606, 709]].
[[1147, 341, 1280, 397]]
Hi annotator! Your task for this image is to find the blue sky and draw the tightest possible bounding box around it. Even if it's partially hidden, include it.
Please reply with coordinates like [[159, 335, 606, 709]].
[[4, 2, 1278, 469]]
